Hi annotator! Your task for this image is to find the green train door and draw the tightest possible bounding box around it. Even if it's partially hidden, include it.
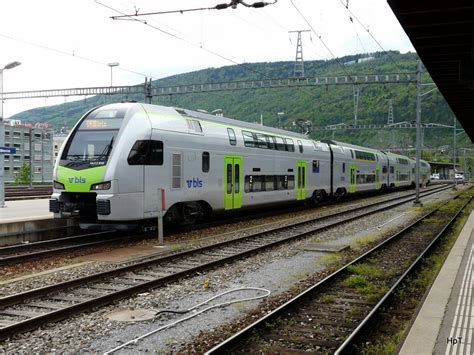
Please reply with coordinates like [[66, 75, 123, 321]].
[[395, 168, 400, 187], [296, 160, 306, 200], [375, 166, 381, 190], [349, 164, 357, 193], [224, 156, 242, 210]]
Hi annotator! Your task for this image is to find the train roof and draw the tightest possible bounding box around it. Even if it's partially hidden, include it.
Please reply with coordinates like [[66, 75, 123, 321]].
[[321, 140, 383, 154], [137, 103, 310, 140]]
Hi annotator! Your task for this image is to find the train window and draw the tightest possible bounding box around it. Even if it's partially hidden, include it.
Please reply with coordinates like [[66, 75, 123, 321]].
[[242, 131, 255, 148], [312, 160, 320, 173], [342, 163, 345, 173], [245, 175, 295, 192], [355, 150, 376, 161], [297, 140, 304, 153], [227, 128, 237, 146], [412, 168, 415, 174], [275, 137, 286, 151], [193, 120, 202, 133], [390, 166, 394, 174], [266, 135, 275, 150], [202, 152, 210, 173], [287, 175, 295, 189], [383, 166, 387, 173], [277, 176, 287, 190], [265, 176, 275, 191], [172, 154, 182, 188], [252, 176, 263, 192], [227, 164, 233, 193], [285, 138, 295, 152], [350, 150, 354, 158], [127, 140, 163, 166], [255, 133, 268, 149], [235, 164, 240, 193]]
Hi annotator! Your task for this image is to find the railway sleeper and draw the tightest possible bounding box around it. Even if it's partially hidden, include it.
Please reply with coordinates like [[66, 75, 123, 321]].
[[26, 302, 63, 310], [0, 309, 44, 318], [49, 295, 91, 303], [87, 284, 126, 292], [265, 346, 320, 354], [113, 279, 142, 286], [266, 333, 342, 348], [124, 273, 160, 282], [293, 316, 356, 328]]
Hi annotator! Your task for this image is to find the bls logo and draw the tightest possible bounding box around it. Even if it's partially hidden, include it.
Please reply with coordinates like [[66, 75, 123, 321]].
[[68, 177, 86, 183], [186, 178, 203, 188]]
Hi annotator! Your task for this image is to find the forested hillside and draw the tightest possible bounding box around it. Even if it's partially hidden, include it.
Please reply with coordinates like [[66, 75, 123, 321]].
[[11, 51, 470, 152]]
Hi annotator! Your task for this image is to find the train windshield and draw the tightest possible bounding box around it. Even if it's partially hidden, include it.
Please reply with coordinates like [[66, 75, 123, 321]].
[[60, 107, 126, 169]]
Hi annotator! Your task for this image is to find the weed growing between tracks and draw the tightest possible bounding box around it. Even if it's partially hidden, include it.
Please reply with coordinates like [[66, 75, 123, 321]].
[[179, 189, 471, 353], [355, 190, 473, 354]]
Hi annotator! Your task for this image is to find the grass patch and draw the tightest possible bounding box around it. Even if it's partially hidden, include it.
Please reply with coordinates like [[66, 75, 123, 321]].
[[319, 294, 336, 303], [314, 252, 341, 266], [344, 275, 369, 289], [347, 263, 384, 279], [358, 329, 405, 354]]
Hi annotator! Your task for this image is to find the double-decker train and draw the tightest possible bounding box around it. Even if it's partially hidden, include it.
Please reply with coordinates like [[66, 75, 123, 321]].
[[49, 103, 431, 229]]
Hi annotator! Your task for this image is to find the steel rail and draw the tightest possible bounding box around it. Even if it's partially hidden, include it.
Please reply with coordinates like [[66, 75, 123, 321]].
[[205, 195, 470, 354], [0, 185, 448, 265], [0, 185, 452, 341], [335, 196, 472, 353]]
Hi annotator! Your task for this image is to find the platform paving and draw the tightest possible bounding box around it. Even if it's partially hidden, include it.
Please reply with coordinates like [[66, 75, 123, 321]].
[[400, 211, 474, 355], [0, 198, 52, 223]]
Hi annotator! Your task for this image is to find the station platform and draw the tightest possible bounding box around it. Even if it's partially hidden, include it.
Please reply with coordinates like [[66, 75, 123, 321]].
[[400, 211, 474, 355], [0, 198, 52, 224], [0, 199, 79, 245]]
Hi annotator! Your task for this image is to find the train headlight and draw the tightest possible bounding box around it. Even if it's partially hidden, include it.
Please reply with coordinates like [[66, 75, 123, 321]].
[[91, 181, 111, 190], [53, 181, 65, 190]]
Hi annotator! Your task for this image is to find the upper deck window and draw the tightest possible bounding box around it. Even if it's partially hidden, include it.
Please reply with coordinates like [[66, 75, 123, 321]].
[[227, 128, 237, 145]]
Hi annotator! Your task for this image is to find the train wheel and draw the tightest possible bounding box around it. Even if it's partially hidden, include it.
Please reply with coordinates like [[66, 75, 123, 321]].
[[310, 190, 325, 205]]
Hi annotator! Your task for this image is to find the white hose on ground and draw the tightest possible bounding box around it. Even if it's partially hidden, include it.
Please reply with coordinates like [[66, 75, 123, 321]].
[[103, 286, 271, 354]]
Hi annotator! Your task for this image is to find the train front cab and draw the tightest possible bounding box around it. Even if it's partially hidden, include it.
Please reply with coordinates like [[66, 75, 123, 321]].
[[50, 106, 127, 220]]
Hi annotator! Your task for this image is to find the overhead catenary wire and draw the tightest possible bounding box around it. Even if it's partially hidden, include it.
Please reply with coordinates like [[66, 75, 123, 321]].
[[338, 0, 409, 74], [103, 287, 271, 354], [290, 0, 355, 82], [94, 0, 329, 106], [109, 0, 278, 19], [0, 32, 159, 81]]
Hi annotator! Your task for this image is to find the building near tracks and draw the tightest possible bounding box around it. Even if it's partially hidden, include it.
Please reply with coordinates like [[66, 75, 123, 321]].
[[2, 120, 54, 183]]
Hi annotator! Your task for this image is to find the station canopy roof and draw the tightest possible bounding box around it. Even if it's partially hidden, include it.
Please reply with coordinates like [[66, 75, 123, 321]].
[[388, 0, 474, 142]]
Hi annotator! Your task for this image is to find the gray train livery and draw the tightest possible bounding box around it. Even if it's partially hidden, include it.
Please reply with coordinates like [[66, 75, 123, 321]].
[[49, 103, 431, 229]]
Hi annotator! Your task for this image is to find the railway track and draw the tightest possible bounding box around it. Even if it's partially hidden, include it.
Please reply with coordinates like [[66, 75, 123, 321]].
[[205, 195, 472, 354], [0, 230, 124, 266], [0, 184, 450, 267], [0, 184, 452, 341], [4, 185, 52, 201]]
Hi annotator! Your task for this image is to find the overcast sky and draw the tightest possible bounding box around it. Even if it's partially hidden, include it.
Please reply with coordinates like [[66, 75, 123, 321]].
[[0, 0, 414, 118]]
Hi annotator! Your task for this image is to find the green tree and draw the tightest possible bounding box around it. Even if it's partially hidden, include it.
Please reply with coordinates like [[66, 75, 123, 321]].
[[14, 163, 30, 185]]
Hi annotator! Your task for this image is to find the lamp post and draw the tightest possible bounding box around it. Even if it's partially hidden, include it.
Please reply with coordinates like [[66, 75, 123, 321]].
[[107, 62, 119, 86], [277, 112, 285, 129], [0, 61, 21, 208]]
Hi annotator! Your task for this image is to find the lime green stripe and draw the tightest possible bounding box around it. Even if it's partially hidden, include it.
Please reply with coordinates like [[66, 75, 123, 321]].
[[57, 165, 107, 192]]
